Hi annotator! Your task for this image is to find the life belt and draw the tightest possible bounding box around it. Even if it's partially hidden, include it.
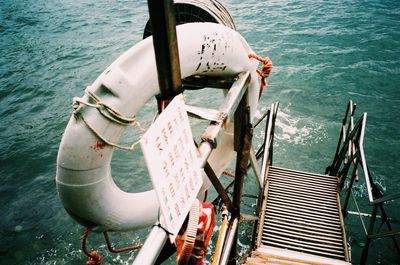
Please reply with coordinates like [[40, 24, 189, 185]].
[[56, 22, 261, 232]]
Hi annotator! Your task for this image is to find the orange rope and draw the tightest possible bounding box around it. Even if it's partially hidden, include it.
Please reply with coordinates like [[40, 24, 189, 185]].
[[248, 54, 273, 99], [103, 232, 143, 253], [81, 227, 143, 264], [82, 228, 102, 265], [222, 170, 235, 178]]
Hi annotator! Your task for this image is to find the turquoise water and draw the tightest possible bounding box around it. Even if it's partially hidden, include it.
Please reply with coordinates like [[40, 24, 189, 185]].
[[1, 0, 399, 264]]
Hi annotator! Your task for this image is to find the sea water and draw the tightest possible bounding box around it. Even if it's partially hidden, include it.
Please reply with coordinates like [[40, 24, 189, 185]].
[[1, 0, 399, 264]]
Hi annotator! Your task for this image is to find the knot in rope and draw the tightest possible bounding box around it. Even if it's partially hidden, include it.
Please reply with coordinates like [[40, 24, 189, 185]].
[[248, 54, 273, 79], [71, 87, 146, 151], [82, 228, 102, 265], [73, 87, 139, 126], [248, 54, 273, 99], [86, 251, 102, 265]]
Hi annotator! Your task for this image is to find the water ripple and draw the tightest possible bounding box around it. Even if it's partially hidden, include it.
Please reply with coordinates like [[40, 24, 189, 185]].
[[1, 0, 400, 264]]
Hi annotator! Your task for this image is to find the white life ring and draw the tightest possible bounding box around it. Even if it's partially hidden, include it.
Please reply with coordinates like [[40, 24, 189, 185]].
[[56, 23, 261, 232]]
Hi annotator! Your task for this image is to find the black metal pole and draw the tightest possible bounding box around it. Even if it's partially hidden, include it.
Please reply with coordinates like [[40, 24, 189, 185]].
[[147, 1, 182, 262], [228, 93, 253, 264], [360, 205, 377, 265], [204, 162, 234, 211], [147, 0, 182, 108]]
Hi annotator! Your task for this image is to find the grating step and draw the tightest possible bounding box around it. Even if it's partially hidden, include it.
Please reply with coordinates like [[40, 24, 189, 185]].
[[258, 166, 348, 261], [243, 245, 351, 265]]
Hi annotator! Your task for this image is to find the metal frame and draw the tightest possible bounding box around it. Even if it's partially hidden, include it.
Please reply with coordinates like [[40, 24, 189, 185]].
[[252, 102, 279, 248], [326, 101, 400, 264], [133, 71, 251, 265], [134, 1, 270, 264], [147, 0, 182, 101]]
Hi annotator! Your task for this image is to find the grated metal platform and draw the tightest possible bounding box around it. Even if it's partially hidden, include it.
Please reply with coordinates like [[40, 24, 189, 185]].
[[256, 166, 349, 262]]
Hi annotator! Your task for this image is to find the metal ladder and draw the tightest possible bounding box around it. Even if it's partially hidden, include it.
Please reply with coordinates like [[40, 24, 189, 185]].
[[256, 166, 349, 261], [244, 100, 400, 264], [244, 102, 351, 264]]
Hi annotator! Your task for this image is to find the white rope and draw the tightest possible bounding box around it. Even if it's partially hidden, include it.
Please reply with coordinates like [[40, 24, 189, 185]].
[[78, 114, 142, 151], [351, 190, 368, 235], [72, 87, 146, 151]]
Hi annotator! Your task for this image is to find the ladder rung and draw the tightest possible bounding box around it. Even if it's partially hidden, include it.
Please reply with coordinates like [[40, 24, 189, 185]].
[[269, 172, 338, 188], [266, 205, 341, 225], [265, 217, 344, 238], [267, 189, 338, 207], [269, 166, 337, 182], [261, 233, 345, 255], [263, 226, 345, 247], [267, 194, 339, 215], [267, 191, 339, 209], [268, 182, 337, 199], [262, 241, 345, 260], [264, 211, 343, 233], [268, 177, 337, 193], [266, 200, 340, 223], [268, 185, 337, 201]]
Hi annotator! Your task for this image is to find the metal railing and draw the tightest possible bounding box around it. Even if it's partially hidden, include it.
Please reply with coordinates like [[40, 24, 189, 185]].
[[252, 102, 279, 247], [134, 1, 254, 263], [326, 100, 400, 264], [256, 102, 279, 185], [133, 71, 251, 265]]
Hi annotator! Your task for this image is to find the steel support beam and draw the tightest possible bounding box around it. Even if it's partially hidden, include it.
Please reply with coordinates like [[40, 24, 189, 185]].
[[147, 0, 182, 104], [228, 91, 253, 264]]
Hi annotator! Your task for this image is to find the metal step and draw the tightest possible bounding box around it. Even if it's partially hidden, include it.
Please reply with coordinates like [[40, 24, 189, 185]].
[[243, 245, 351, 265], [258, 166, 348, 261]]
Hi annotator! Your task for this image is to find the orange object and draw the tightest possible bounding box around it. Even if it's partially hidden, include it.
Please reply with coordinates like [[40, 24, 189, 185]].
[[248, 54, 273, 99], [176, 202, 216, 265], [81, 227, 142, 264]]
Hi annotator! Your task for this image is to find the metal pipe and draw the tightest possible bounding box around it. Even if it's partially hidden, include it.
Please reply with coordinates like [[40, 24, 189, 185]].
[[133, 72, 250, 265], [342, 155, 360, 214], [197, 72, 250, 167], [360, 204, 377, 265], [132, 225, 168, 265], [249, 146, 261, 188], [259, 116, 271, 183], [227, 93, 252, 263], [358, 113, 374, 203], [327, 101, 353, 175], [231, 106, 251, 215], [219, 218, 239, 265], [147, 0, 182, 100], [204, 162, 234, 211], [259, 106, 274, 185], [212, 209, 229, 265]]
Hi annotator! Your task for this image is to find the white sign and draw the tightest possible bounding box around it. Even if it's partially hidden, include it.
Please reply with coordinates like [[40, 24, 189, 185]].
[[140, 94, 203, 243]]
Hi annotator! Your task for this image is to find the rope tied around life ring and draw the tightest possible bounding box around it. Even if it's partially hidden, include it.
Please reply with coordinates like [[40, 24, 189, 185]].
[[72, 87, 147, 151], [248, 54, 273, 99]]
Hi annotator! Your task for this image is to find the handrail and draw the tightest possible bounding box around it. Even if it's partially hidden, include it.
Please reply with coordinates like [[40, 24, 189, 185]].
[[327, 101, 353, 175], [259, 102, 279, 185], [371, 193, 400, 205], [253, 102, 279, 248], [326, 102, 375, 204], [327, 101, 400, 264], [358, 113, 377, 204], [327, 105, 400, 205]]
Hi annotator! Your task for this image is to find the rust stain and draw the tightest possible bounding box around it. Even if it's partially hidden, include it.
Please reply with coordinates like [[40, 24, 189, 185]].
[[91, 140, 106, 150]]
